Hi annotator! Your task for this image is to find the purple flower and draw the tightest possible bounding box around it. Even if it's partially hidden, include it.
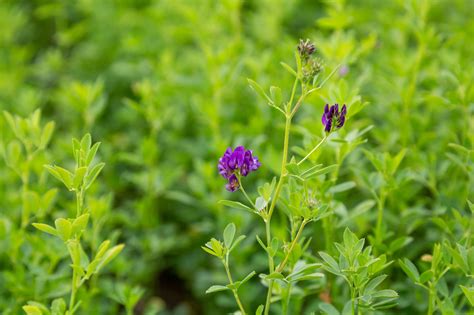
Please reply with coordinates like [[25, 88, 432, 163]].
[[225, 174, 240, 192], [321, 104, 347, 133], [218, 146, 261, 192], [339, 65, 349, 77]]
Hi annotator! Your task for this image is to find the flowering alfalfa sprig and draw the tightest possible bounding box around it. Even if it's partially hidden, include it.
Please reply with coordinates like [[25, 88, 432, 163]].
[[214, 40, 347, 315], [218, 146, 261, 192]]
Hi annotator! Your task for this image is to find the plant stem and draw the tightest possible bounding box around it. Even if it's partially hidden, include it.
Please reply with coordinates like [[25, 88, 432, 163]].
[[238, 177, 254, 209], [76, 187, 84, 218], [20, 155, 31, 229], [375, 190, 386, 246], [427, 284, 434, 315], [223, 258, 246, 315], [69, 270, 77, 315], [69, 187, 85, 314], [282, 283, 292, 315], [351, 286, 356, 315], [268, 115, 291, 219], [264, 217, 275, 315], [264, 114, 292, 315], [297, 135, 327, 166], [276, 220, 307, 273]]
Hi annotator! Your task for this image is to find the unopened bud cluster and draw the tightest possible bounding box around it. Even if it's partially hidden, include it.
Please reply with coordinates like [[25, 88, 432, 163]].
[[297, 39, 324, 84]]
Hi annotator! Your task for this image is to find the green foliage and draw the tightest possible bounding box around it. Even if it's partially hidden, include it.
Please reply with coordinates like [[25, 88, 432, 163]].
[[0, 0, 472, 314], [319, 228, 397, 313]]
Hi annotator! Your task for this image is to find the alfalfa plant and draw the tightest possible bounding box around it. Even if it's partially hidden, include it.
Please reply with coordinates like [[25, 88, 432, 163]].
[[23, 134, 124, 315]]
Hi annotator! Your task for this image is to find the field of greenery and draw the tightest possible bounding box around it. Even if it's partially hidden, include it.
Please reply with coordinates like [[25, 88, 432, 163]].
[[1, 0, 473, 314]]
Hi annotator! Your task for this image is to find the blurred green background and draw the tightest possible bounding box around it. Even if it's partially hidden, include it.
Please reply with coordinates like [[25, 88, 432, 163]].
[[0, 0, 473, 314]]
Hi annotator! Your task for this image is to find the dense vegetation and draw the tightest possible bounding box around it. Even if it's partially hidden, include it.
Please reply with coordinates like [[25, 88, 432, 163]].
[[0, 0, 472, 314]]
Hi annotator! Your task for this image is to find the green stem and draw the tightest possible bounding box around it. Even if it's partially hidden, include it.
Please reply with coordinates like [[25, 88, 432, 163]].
[[264, 218, 275, 315], [282, 283, 292, 315], [351, 286, 357, 315], [264, 115, 292, 315], [76, 187, 84, 218], [69, 187, 85, 314], [297, 135, 327, 166], [238, 177, 254, 209], [223, 258, 246, 315], [20, 155, 32, 229], [276, 220, 307, 273], [375, 190, 386, 246], [427, 283, 435, 315], [267, 115, 291, 219], [69, 270, 77, 315]]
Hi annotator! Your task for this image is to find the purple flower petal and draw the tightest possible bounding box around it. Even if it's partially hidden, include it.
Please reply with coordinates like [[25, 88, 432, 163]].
[[225, 174, 240, 192], [321, 103, 347, 132], [218, 146, 261, 190]]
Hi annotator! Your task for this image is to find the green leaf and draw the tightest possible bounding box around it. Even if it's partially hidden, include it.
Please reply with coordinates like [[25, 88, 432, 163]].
[[389, 236, 413, 253], [447, 244, 469, 274], [205, 285, 228, 294], [264, 272, 284, 280], [32, 223, 57, 236], [80, 133, 92, 153], [269, 237, 279, 257], [319, 302, 340, 315], [100, 244, 125, 268], [95, 240, 111, 259], [72, 138, 81, 164], [84, 162, 105, 190], [223, 223, 236, 248], [22, 305, 43, 315], [3, 111, 17, 135], [218, 200, 252, 212], [201, 246, 218, 257], [468, 200, 474, 215], [247, 79, 272, 104], [398, 258, 420, 282], [255, 196, 267, 211], [286, 157, 301, 175], [328, 181, 356, 194], [40, 121, 55, 149], [86, 142, 101, 166], [6, 141, 21, 167], [343, 228, 358, 248], [229, 235, 246, 252], [73, 166, 88, 189], [258, 177, 276, 202], [291, 272, 324, 281], [460, 285, 474, 306], [280, 62, 298, 77], [319, 251, 340, 273], [55, 218, 72, 241], [363, 275, 387, 295], [303, 164, 338, 179], [256, 235, 267, 252], [371, 289, 398, 298], [44, 165, 73, 190], [51, 298, 66, 315], [240, 271, 256, 286], [67, 240, 82, 266], [255, 305, 264, 315], [419, 270, 433, 284], [40, 188, 58, 215], [72, 214, 89, 236], [270, 86, 282, 107]]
